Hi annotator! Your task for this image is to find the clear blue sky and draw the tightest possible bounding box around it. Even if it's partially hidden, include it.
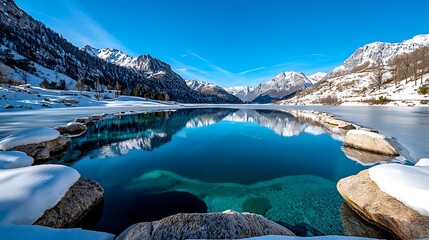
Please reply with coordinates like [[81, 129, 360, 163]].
[[14, 0, 429, 87]]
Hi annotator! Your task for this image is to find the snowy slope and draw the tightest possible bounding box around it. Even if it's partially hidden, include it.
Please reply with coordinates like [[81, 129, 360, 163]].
[[185, 80, 242, 103], [307, 72, 327, 84], [326, 34, 429, 79], [225, 86, 256, 102], [227, 72, 313, 103], [279, 34, 429, 106], [83, 45, 170, 76]]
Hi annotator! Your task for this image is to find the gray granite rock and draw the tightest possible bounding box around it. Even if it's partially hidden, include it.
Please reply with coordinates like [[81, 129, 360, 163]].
[[116, 210, 295, 240], [34, 177, 104, 228]]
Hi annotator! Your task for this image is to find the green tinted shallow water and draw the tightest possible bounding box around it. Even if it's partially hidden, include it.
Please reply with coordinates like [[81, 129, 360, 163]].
[[52, 108, 401, 237]]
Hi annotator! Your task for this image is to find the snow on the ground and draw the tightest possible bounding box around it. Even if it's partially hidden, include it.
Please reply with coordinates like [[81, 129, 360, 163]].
[[0, 151, 33, 169], [0, 84, 175, 111], [280, 72, 429, 107], [243, 235, 374, 240], [0, 127, 59, 150], [369, 158, 429, 216], [0, 224, 114, 240], [0, 165, 80, 224], [347, 129, 385, 139]]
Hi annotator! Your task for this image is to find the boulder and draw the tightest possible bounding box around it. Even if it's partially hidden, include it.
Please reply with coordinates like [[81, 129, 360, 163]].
[[55, 122, 87, 137], [34, 177, 104, 228], [91, 114, 102, 121], [74, 117, 91, 124], [11, 136, 71, 161], [339, 203, 393, 239], [344, 130, 398, 156], [341, 146, 395, 166], [115, 210, 295, 240], [337, 170, 429, 239]]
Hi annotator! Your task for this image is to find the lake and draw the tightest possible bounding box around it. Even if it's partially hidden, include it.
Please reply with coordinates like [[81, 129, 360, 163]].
[[0, 105, 425, 237], [46, 108, 409, 237]]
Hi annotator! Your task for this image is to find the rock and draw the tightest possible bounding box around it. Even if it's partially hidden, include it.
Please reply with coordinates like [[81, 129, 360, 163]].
[[4, 104, 14, 109], [344, 130, 398, 156], [339, 203, 393, 239], [115, 210, 295, 240], [55, 123, 87, 137], [62, 99, 79, 105], [324, 117, 347, 126], [337, 170, 429, 239], [360, 127, 379, 133], [11, 136, 71, 161], [341, 146, 395, 166], [34, 177, 104, 228], [74, 117, 91, 124], [91, 114, 102, 121]]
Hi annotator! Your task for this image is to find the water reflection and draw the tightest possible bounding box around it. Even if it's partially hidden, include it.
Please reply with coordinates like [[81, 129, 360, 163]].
[[53, 108, 408, 167], [53, 108, 406, 236]]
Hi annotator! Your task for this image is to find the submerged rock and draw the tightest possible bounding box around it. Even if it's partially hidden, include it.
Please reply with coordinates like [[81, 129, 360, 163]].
[[10, 136, 70, 161], [242, 197, 272, 215], [344, 130, 398, 156], [115, 210, 295, 240], [34, 177, 104, 228], [337, 170, 429, 239], [341, 146, 395, 166]]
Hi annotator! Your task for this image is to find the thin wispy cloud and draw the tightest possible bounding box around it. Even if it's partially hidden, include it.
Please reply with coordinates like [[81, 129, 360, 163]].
[[236, 66, 267, 75]]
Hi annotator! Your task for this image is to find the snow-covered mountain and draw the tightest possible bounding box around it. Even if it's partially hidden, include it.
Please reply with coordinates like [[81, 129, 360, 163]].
[[279, 34, 429, 106], [307, 72, 327, 84], [227, 71, 313, 103], [82, 46, 170, 76], [185, 80, 242, 103], [0, 0, 241, 104], [225, 86, 255, 102], [326, 34, 429, 79]]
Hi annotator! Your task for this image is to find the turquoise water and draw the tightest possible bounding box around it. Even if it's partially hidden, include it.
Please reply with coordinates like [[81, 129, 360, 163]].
[[53, 109, 397, 237]]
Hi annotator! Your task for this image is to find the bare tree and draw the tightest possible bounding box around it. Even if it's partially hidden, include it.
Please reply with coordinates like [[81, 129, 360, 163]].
[[400, 53, 412, 84], [390, 57, 401, 87], [419, 46, 429, 84], [411, 51, 420, 86], [373, 59, 384, 90]]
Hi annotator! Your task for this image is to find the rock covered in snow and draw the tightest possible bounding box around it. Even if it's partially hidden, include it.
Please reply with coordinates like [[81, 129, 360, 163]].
[[10, 135, 70, 161], [0, 128, 70, 161], [344, 130, 398, 156], [35, 177, 104, 228], [75, 117, 92, 124], [0, 127, 59, 150], [55, 122, 87, 137], [0, 165, 80, 225], [116, 210, 295, 240], [337, 164, 429, 239], [0, 224, 114, 240], [0, 151, 34, 169]]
